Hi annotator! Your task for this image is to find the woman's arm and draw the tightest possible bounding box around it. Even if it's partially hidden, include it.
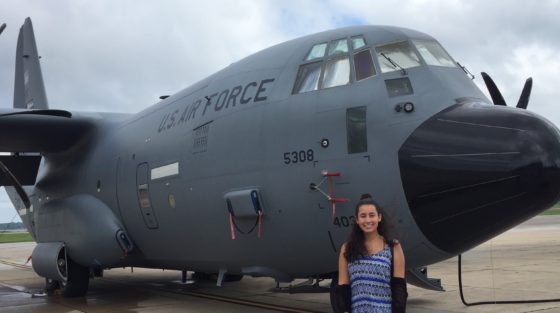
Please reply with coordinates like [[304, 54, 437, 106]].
[[392, 241, 407, 313], [393, 241, 405, 278], [338, 243, 350, 284], [336, 243, 351, 313]]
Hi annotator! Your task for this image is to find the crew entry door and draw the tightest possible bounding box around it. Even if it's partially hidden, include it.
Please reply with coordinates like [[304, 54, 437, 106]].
[[136, 162, 159, 229]]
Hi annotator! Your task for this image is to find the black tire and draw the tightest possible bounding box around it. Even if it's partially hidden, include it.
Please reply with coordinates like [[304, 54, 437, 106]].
[[59, 257, 90, 297], [330, 273, 344, 313], [45, 278, 59, 294]]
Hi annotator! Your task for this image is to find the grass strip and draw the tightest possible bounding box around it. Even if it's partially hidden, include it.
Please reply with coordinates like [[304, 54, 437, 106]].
[[0, 232, 34, 244]]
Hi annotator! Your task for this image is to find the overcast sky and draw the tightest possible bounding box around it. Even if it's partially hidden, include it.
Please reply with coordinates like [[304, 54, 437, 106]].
[[0, 0, 559, 223]]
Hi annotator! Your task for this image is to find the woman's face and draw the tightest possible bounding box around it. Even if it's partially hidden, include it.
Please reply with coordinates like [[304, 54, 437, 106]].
[[356, 204, 382, 234]]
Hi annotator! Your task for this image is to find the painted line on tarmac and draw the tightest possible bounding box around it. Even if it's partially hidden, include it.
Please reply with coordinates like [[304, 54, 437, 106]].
[[165, 288, 323, 313], [0, 259, 32, 271], [105, 277, 327, 313]]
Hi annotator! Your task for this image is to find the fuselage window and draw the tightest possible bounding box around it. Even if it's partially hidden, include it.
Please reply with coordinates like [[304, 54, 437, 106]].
[[346, 106, 367, 154], [136, 162, 159, 229], [413, 40, 456, 67], [323, 57, 350, 88], [292, 61, 323, 94], [385, 77, 413, 97], [376, 41, 421, 73], [354, 49, 375, 81], [305, 43, 327, 61], [138, 184, 151, 208]]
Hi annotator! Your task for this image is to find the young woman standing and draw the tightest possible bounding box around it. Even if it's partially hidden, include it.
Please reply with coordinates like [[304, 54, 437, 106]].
[[336, 194, 407, 313]]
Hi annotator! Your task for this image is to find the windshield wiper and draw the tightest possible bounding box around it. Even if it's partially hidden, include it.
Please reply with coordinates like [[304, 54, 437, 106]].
[[380, 52, 407, 75], [457, 62, 475, 80]]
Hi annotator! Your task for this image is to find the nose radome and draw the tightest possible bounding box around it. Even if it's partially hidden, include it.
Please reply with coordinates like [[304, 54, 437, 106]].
[[398, 102, 560, 255]]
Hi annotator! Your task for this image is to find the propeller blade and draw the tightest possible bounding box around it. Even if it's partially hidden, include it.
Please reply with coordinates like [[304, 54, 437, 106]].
[[516, 77, 533, 110], [0, 160, 31, 209], [481, 72, 507, 106]]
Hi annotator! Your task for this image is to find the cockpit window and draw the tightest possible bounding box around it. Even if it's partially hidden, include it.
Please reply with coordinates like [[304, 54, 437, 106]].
[[354, 49, 375, 81], [352, 36, 366, 50], [323, 58, 350, 88], [328, 39, 349, 56], [413, 40, 456, 67], [376, 41, 421, 73], [305, 43, 327, 61], [292, 61, 322, 94], [293, 35, 376, 94]]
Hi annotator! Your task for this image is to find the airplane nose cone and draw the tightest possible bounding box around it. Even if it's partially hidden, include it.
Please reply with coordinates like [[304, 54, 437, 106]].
[[399, 102, 560, 255]]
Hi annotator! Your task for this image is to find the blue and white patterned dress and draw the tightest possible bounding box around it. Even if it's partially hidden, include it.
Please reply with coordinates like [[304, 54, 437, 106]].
[[347, 245, 392, 313]]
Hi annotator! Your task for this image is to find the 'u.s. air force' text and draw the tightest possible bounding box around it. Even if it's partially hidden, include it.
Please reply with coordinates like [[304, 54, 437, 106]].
[[158, 78, 275, 133]]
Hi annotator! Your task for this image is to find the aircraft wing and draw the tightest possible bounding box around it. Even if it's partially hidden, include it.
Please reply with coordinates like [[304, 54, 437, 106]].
[[0, 109, 94, 187], [0, 109, 93, 153]]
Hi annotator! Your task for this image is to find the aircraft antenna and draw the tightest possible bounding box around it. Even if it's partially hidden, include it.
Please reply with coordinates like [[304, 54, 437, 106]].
[[0, 23, 6, 35]]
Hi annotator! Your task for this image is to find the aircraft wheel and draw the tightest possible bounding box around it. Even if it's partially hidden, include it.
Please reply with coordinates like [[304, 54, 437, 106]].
[[45, 278, 59, 294], [329, 273, 344, 313], [59, 258, 90, 297]]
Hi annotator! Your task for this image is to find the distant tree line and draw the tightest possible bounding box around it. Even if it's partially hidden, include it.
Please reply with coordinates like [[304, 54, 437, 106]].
[[0, 222, 24, 230]]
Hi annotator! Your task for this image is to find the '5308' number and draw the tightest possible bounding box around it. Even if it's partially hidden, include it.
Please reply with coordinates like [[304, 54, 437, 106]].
[[283, 149, 314, 165]]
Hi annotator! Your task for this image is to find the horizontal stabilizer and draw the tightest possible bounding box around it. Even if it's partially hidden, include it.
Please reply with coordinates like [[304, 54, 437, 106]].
[[0, 155, 40, 186]]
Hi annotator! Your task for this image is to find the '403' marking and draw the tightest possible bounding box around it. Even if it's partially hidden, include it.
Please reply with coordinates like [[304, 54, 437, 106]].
[[333, 216, 355, 227]]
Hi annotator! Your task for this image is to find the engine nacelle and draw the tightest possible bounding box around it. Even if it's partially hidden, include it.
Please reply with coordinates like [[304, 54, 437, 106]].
[[31, 242, 67, 281]]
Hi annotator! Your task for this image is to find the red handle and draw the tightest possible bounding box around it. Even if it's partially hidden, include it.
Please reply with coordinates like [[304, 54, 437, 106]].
[[330, 197, 349, 203], [323, 171, 341, 177]]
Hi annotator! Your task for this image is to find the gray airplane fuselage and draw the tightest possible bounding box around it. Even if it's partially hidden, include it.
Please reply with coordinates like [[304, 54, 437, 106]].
[[9, 25, 560, 283]]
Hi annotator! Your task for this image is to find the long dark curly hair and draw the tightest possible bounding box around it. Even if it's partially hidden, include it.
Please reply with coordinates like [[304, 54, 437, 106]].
[[344, 194, 394, 263]]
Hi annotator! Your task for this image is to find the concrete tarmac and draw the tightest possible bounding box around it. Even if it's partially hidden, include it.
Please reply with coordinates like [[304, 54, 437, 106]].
[[1, 216, 560, 312]]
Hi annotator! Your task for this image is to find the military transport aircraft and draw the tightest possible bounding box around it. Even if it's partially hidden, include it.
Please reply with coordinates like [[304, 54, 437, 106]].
[[3, 17, 560, 308]]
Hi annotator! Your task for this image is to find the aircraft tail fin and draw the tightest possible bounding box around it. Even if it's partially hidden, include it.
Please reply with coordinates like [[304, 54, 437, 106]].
[[13, 17, 49, 110]]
